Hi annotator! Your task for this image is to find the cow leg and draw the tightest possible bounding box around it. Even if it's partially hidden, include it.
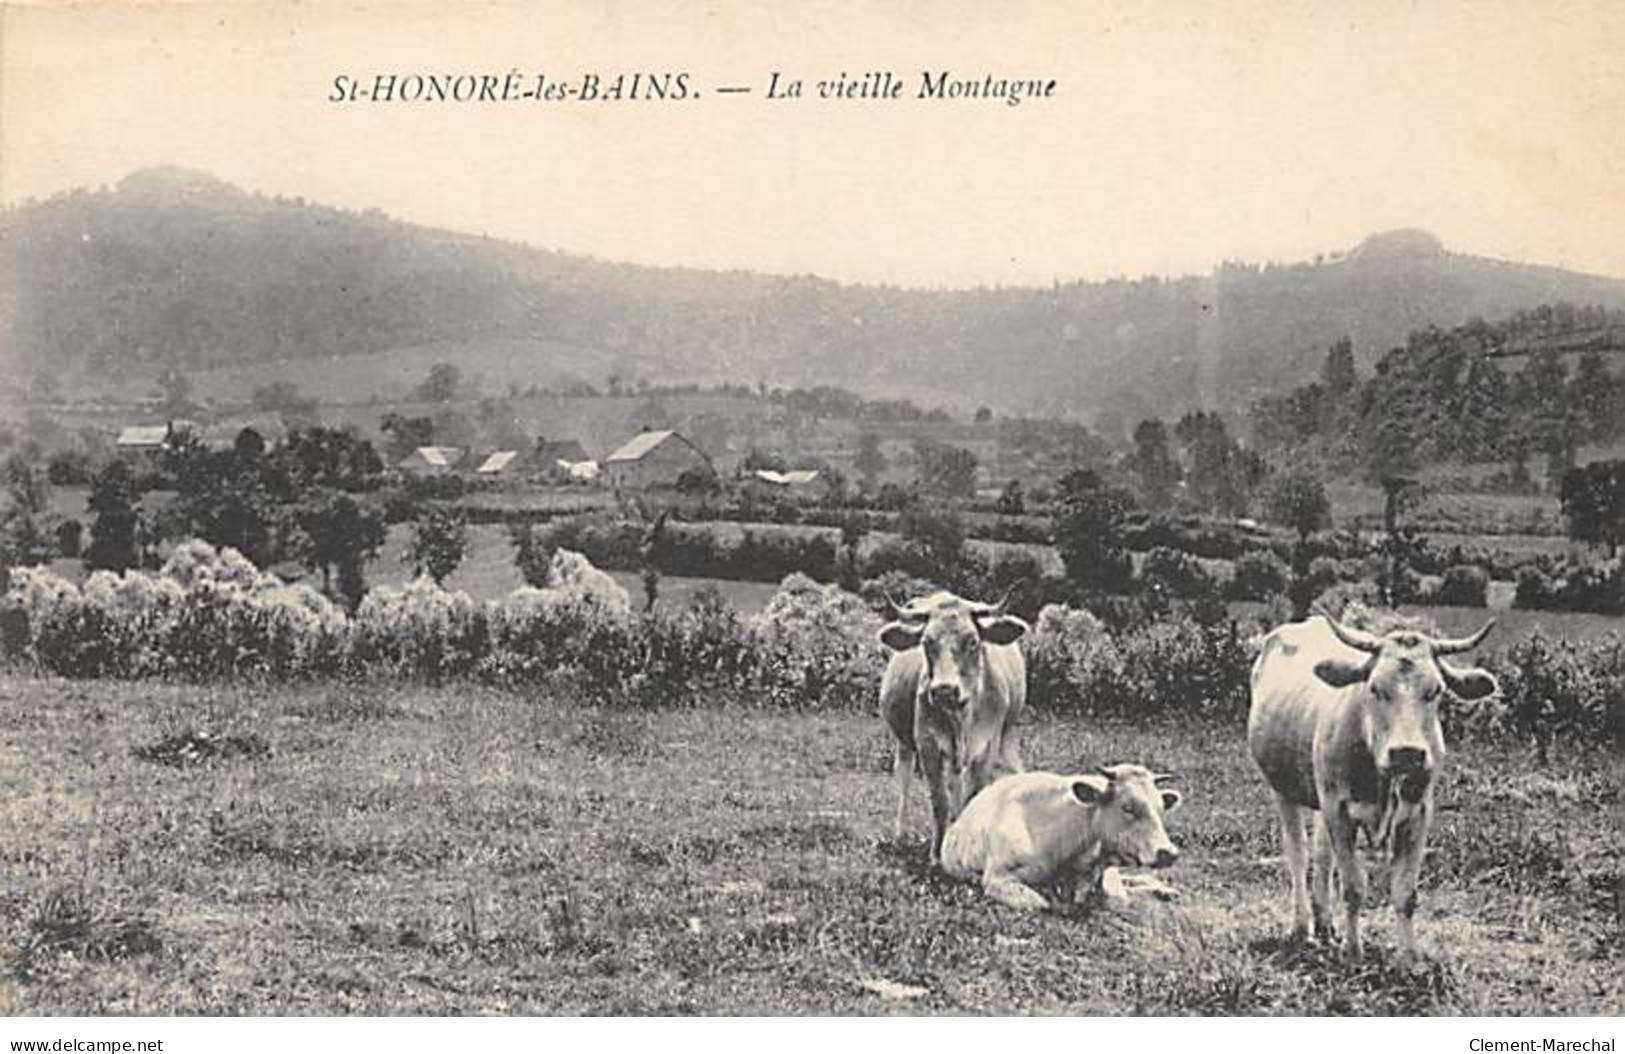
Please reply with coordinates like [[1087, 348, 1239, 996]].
[[1325, 802, 1368, 961], [1389, 799, 1433, 964], [960, 752, 995, 811], [892, 740, 915, 839], [982, 868, 1051, 912], [1310, 811, 1337, 942], [1273, 793, 1312, 941], [918, 738, 954, 864], [996, 724, 1025, 776]]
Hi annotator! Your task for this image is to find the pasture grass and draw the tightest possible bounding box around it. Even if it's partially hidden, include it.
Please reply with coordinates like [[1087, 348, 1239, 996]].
[[0, 674, 1618, 1015]]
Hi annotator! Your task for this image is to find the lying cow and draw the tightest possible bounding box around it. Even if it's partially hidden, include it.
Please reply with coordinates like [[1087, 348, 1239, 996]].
[[1248, 614, 1498, 961], [941, 764, 1183, 911], [879, 591, 1029, 861]]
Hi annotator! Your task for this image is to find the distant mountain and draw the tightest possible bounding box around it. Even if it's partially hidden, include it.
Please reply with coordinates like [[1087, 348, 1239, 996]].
[[5, 168, 1625, 419]]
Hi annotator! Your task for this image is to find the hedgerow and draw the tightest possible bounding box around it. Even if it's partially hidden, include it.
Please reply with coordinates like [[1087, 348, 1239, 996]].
[[0, 540, 1617, 744]]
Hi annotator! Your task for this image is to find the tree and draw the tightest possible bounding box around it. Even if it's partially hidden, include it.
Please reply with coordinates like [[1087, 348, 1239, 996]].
[[1129, 419, 1180, 512], [1260, 468, 1331, 544], [295, 493, 386, 605], [897, 502, 967, 584], [996, 478, 1026, 516], [915, 439, 978, 499], [379, 414, 435, 463], [1259, 467, 1331, 615], [1570, 351, 1618, 445], [509, 523, 557, 588], [277, 427, 385, 493], [1051, 469, 1135, 593], [414, 362, 461, 403], [1560, 460, 1625, 557], [404, 507, 467, 584], [854, 432, 886, 489], [1322, 337, 1358, 397], [837, 512, 867, 591], [974, 406, 994, 425], [84, 460, 141, 572], [0, 457, 56, 573]]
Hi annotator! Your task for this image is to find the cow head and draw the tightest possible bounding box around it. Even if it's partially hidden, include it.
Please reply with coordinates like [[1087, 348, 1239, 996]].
[[1313, 616, 1499, 788], [1071, 763, 1182, 869], [878, 592, 1028, 711]]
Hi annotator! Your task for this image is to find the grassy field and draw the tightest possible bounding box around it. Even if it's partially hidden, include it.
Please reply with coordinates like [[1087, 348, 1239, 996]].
[[0, 675, 1617, 1015]]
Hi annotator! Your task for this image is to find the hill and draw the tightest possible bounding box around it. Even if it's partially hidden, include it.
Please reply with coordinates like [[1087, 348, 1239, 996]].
[[5, 168, 1625, 420]]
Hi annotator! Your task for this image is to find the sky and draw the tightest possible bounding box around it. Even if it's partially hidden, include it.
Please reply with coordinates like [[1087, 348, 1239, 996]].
[[3, 0, 1624, 289]]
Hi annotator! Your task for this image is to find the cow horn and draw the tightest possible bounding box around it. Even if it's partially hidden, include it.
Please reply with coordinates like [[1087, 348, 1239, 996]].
[[1324, 615, 1384, 655], [970, 590, 1012, 618], [1432, 619, 1495, 656], [890, 587, 929, 620], [1152, 771, 1177, 785]]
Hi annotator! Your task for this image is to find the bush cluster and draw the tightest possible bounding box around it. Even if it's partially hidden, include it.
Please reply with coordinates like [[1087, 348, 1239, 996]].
[[3, 540, 1617, 747], [1513, 561, 1625, 615]]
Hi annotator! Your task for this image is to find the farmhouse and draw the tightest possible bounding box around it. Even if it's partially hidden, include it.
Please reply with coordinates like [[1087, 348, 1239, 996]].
[[745, 467, 833, 500], [115, 420, 197, 457], [603, 429, 711, 489], [397, 446, 465, 475], [474, 450, 520, 476]]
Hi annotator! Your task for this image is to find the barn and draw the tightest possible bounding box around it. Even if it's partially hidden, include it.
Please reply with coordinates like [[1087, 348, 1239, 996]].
[[602, 429, 712, 489]]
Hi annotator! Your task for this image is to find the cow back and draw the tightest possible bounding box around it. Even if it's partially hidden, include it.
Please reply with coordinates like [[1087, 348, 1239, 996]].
[[1247, 617, 1365, 809]]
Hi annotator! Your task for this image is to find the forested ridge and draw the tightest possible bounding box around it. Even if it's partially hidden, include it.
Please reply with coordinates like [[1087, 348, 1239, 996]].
[[5, 168, 1625, 419]]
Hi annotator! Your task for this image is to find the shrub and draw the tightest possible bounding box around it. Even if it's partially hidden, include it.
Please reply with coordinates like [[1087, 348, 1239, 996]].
[[1514, 566, 1558, 610], [404, 507, 468, 585], [1228, 550, 1290, 601], [1433, 564, 1490, 608], [1139, 546, 1217, 599], [4, 536, 1617, 749], [1486, 631, 1622, 753]]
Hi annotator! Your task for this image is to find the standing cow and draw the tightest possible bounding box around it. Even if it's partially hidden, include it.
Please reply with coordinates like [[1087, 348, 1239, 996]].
[[878, 591, 1029, 861], [1248, 614, 1498, 961]]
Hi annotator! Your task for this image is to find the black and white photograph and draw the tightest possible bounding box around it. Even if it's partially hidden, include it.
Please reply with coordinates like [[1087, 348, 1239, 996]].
[[0, 0, 1622, 1027]]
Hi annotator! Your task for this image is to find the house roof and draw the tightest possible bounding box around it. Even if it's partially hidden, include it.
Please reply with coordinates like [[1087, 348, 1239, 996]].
[[752, 468, 822, 486], [116, 425, 171, 448], [605, 430, 677, 463], [476, 450, 519, 474], [400, 446, 464, 469]]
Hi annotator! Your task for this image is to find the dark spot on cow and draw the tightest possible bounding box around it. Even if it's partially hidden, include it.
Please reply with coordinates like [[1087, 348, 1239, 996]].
[[1347, 746, 1382, 805]]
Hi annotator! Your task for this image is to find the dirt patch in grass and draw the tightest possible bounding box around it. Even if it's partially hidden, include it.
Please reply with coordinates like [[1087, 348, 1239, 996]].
[[134, 730, 271, 768], [8, 887, 162, 982]]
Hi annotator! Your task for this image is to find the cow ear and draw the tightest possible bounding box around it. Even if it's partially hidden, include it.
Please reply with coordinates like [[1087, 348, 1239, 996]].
[[977, 615, 1029, 646], [1070, 775, 1110, 805], [1313, 656, 1373, 688], [1439, 660, 1499, 700], [878, 622, 923, 652], [1159, 789, 1183, 813]]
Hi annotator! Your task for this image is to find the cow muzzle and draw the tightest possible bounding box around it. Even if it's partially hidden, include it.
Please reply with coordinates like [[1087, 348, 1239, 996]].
[[1152, 846, 1179, 869], [1383, 746, 1430, 773], [1382, 746, 1433, 804], [927, 683, 962, 708]]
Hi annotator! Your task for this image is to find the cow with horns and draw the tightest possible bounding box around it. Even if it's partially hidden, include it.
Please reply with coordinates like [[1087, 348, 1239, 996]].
[[941, 763, 1184, 912], [1248, 614, 1499, 961], [878, 591, 1030, 861]]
